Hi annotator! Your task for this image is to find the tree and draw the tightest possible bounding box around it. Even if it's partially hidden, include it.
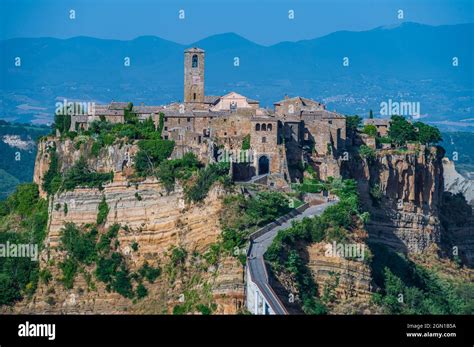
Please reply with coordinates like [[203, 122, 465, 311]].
[[413, 122, 442, 145], [346, 115, 362, 133], [388, 116, 417, 146], [53, 113, 71, 134], [135, 139, 175, 176], [369, 109, 374, 119], [359, 145, 376, 161], [97, 196, 109, 225], [363, 124, 377, 137]]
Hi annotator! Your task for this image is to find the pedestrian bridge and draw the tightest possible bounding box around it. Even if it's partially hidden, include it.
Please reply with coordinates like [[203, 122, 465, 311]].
[[245, 199, 336, 315]]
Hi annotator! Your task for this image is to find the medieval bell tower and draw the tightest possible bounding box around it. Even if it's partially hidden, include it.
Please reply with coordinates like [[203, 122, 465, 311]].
[[184, 47, 205, 103]]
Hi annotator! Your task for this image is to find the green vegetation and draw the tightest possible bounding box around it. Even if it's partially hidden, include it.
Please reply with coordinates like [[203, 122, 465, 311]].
[[63, 157, 114, 191], [388, 116, 442, 147], [96, 196, 109, 225], [369, 184, 383, 203], [134, 139, 175, 176], [292, 165, 327, 194], [61, 223, 98, 265], [44, 149, 113, 194], [370, 243, 472, 314], [388, 116, 417, 146], [362, 124, 377, 137], [440, 192, 472, 231], [0, 183, 48, 306], [156, 152, 202, 192], [359, 145, 376, 161], [241, 134, 251, 150], [170, 246, 187, 266], [184, 162, 230, 202], [53, 113, 71, 135], [215, 191, 293, 265], [265, 178, 367, 314], [42, 147, 61, 195], [138, 262, 161, 283], [345, 115, 362, 133], [413, 121, 442, 145]]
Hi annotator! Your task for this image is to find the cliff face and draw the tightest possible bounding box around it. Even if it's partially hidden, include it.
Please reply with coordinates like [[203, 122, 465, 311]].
[[443, 157, 474, 206], [351, 146, 444, 254], [12, 180, 244, 314], [21, 138, 245, 314], [306, 242, 372, 299], [34, 138, 139, 197]]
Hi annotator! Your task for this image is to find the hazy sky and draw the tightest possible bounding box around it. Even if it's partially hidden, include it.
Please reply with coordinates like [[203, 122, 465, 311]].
[[1, 0, 473, 45]]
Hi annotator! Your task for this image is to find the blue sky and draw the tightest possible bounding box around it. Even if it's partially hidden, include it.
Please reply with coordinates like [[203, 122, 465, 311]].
[[1, 0, 473, 45]]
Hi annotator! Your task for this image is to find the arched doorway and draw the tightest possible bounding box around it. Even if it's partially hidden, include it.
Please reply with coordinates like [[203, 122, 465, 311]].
[[258, 155, 269, 175]]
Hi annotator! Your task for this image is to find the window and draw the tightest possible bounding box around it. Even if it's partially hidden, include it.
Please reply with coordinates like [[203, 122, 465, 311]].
[[164, 117, 168, 122], [187, 117, 190, 122], [224, 132, 227, 136], [262, 124, 267, 131], [255, 123, 260, 131], [164, 126, 168, 131], [193, 93, 196, 100], [192, 54, 198, 68], [262, 137, 266, 143], [267, 123, 272, 131]]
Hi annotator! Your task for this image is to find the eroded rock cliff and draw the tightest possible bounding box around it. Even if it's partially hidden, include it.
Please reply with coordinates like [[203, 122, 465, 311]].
[[15, 138, 245, 314], [351, 145, 444, 254]]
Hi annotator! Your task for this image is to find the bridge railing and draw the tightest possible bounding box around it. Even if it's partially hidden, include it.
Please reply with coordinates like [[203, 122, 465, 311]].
[[248, 202, 310, 242], [245, 202, 311, 314]]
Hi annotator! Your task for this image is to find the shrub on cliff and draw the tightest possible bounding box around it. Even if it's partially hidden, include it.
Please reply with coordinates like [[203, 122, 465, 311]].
[[370, 243, 471, 314], [0, 183, 48, 306], [60, 223, 97, 265], [134, 139, 175, 176], [42, 148, 61, 195], [184, 162, 229, 202], [155, 152, 201, 192], [96, 196, 109, 225], [359, 145, 376, 161], [413, 121, 442, 145], [138, 262, 161, 283], [62, 157, 113, 191], [363, 124, 377, 137]]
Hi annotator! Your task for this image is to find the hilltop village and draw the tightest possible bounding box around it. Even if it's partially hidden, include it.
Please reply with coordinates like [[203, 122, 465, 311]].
[[4, 46, 471, 317], [68, 47, 387, 186]]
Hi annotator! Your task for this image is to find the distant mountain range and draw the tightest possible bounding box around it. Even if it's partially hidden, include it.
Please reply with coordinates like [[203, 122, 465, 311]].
[[0, 22, 472, 130]]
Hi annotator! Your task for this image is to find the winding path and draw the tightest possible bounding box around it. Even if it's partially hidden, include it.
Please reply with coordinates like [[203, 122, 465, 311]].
[[246, 200, 337, 314]]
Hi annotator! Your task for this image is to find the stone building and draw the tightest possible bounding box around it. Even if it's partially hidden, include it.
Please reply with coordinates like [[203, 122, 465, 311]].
[[184, 47, 205, 104], [70, 47, 349, 184], [363, 118, 390, 137]]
